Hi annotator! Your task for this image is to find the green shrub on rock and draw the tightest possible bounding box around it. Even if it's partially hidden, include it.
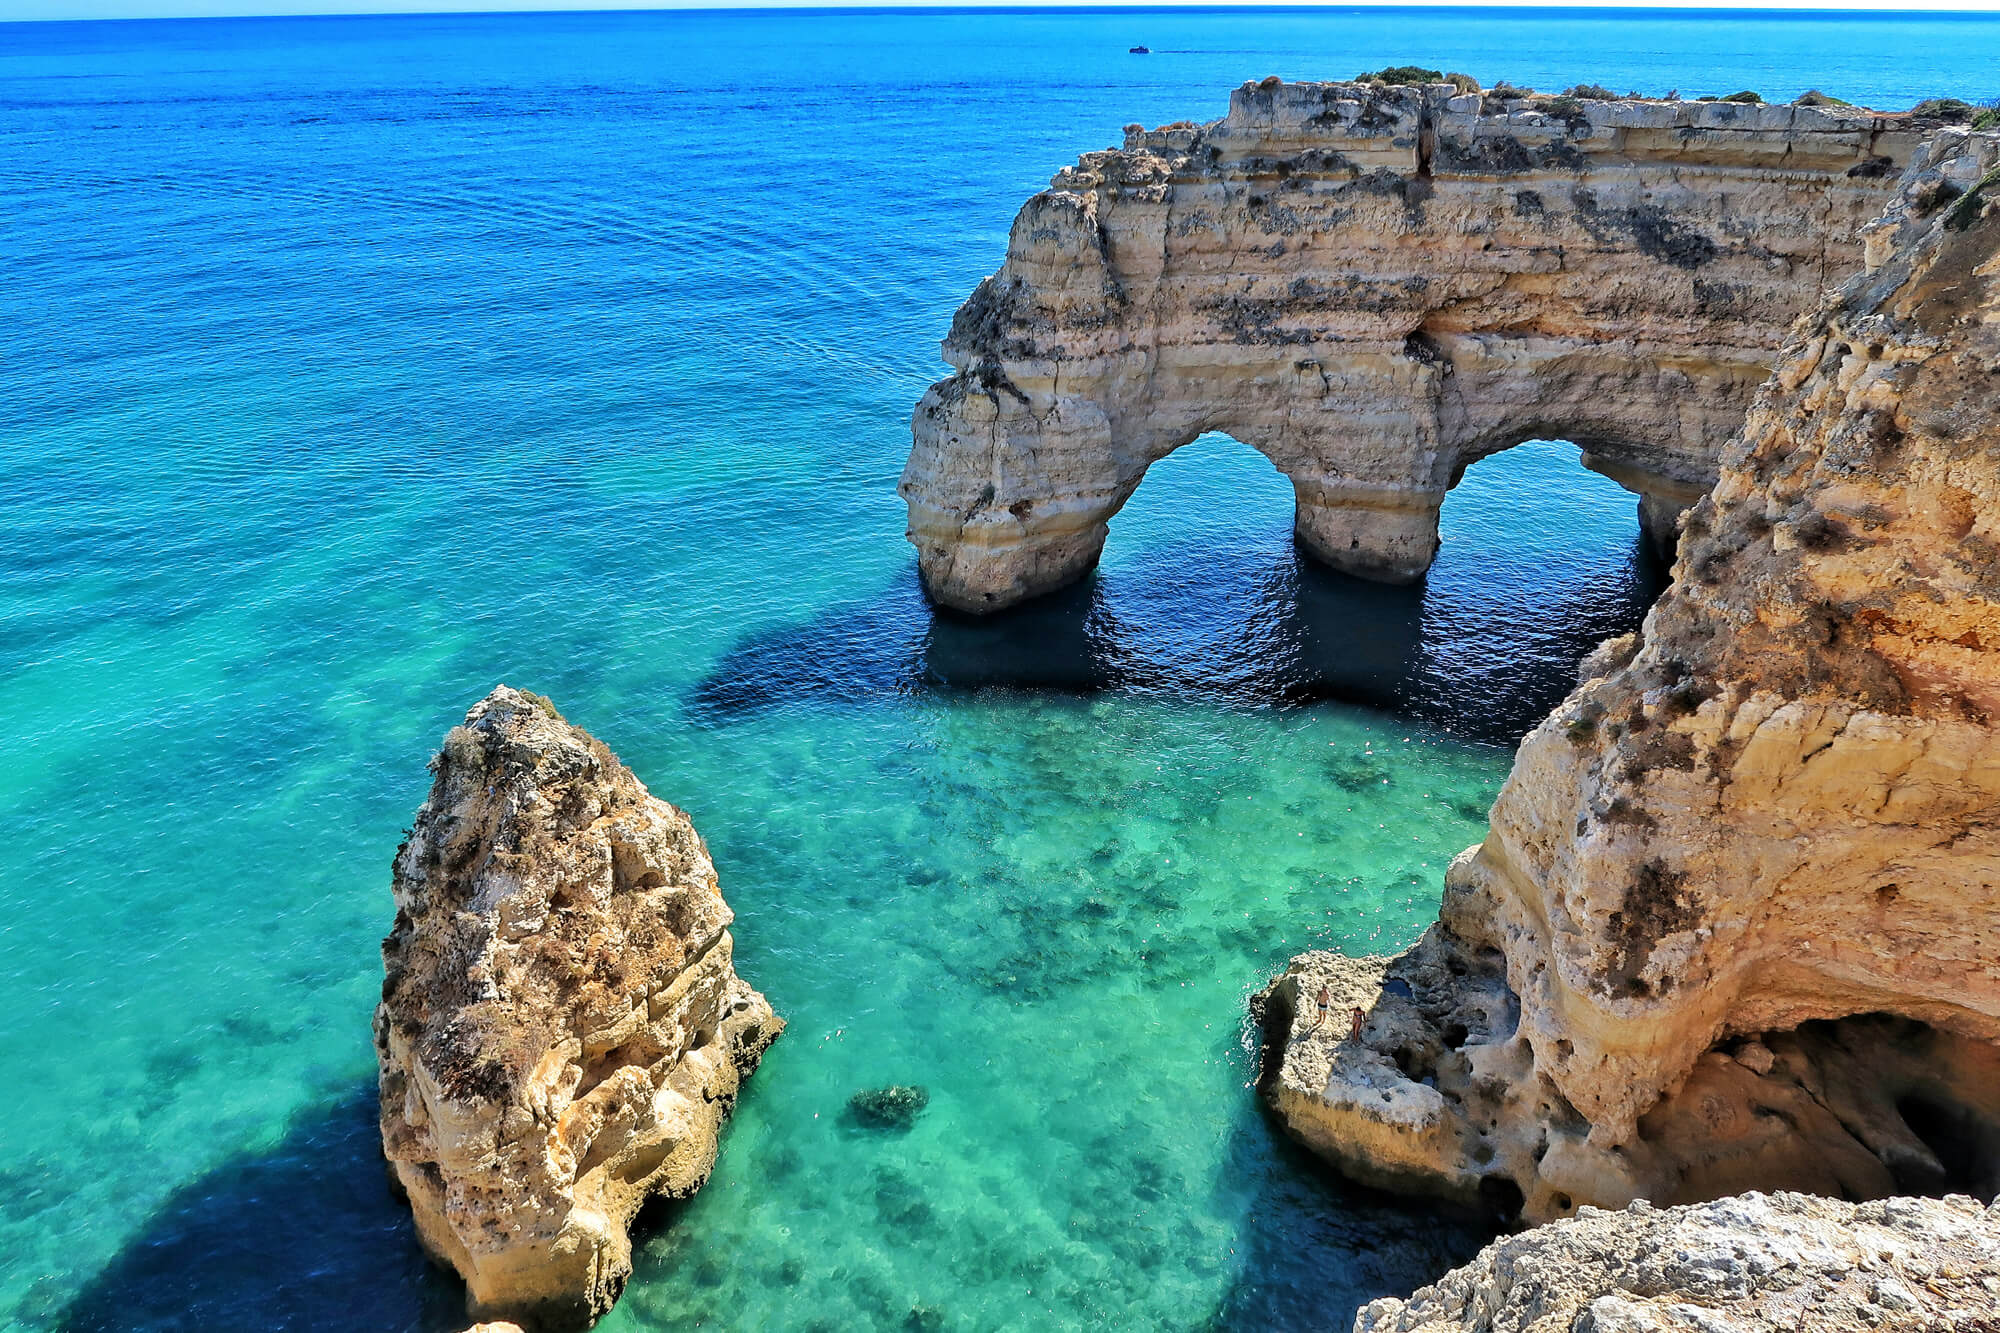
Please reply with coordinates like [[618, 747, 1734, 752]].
[[1356, 65, 1444, 86]]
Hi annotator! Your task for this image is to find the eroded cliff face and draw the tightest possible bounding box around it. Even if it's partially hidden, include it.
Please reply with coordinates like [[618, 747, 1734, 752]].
[[1259, 132, 2000, 1222], [1355, 1191, 2000, 1332], [904, 79, 1934, 613], [375, 687, 781, 1331]]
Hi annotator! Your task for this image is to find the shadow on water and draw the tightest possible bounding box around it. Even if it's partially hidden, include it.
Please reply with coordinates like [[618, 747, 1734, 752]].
[[1205, 1111, 1495, 1331], [688, 533, 1669, 744], [52, 1083, 462, 1333]]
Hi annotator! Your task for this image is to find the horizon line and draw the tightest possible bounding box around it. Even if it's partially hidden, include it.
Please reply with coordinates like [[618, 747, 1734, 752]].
[[13, 1, 2000, 25]]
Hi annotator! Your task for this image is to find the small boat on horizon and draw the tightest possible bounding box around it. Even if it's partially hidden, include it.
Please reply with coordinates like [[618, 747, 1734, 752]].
[[1129, 45, 1150, 54]]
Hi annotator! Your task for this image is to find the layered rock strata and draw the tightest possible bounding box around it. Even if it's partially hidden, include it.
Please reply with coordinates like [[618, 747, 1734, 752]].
[[1260, 131, 2000, 1221], [376, 687, 781, 1331], [1355, 1191, 2000, 1332], [903, 79, 1932, 612]]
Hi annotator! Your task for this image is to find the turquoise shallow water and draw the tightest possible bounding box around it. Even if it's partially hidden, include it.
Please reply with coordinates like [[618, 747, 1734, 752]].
[[6, 8, 2000, 1331]]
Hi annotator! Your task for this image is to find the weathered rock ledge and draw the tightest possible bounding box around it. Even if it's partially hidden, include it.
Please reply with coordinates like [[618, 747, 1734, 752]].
[[1258, 123, 2000, 1223], [902, 78, 1981, 613], [1356, 1191, 2000, 1332], [375, 687, 780, 1331]]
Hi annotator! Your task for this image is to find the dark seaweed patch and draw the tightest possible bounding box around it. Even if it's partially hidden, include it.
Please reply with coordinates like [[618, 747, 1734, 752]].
[[848, 1085, 931, 1131]]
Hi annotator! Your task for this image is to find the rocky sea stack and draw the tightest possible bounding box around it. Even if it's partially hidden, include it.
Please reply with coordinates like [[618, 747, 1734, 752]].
[[1258, 119, 2000, 1223], [374, 687, 781, 1331]]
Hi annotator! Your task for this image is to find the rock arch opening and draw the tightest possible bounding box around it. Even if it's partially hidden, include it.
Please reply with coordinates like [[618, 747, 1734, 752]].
[[1097, 430, 1299, 584], [1099, 428, 1672, 717], [1420, 436, 1670, 732], [1440, 426, 1695, 565]]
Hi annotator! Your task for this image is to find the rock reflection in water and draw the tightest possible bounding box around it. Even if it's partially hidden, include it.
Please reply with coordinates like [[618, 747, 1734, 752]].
[[691, 529, 1664, 744]]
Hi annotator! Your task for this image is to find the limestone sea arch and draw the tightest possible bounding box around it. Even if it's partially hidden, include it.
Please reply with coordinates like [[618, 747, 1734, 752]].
[[902, 78, 1935, 613]]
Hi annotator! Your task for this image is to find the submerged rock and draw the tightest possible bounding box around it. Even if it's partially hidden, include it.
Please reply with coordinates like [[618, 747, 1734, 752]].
[[375, 686, 781, 1331], [847, 1084, 930, 1131], [1260, 128, 2000, 1218], [1356, 1192, 2000, 1332]]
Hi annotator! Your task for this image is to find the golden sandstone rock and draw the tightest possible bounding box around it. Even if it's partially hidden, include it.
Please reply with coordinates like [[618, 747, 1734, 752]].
[[375, 687, 780, 1330], [902, 80, 1935, 613], [1260, 128, 2000, 1223]]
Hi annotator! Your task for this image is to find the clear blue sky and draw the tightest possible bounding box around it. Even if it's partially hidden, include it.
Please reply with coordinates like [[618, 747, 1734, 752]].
[[8, 0, 2000, 22]]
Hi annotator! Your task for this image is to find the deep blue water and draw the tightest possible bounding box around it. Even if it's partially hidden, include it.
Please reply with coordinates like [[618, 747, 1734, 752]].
[[5, 8, 1996, 1331]]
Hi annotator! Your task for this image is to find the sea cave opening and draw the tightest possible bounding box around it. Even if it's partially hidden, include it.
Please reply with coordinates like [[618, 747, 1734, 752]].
[[1651, 1014, 2000, 1207]]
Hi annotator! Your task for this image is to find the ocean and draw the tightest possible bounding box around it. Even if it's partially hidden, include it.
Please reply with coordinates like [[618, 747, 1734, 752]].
[[4, 7, 1996, 1330]]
